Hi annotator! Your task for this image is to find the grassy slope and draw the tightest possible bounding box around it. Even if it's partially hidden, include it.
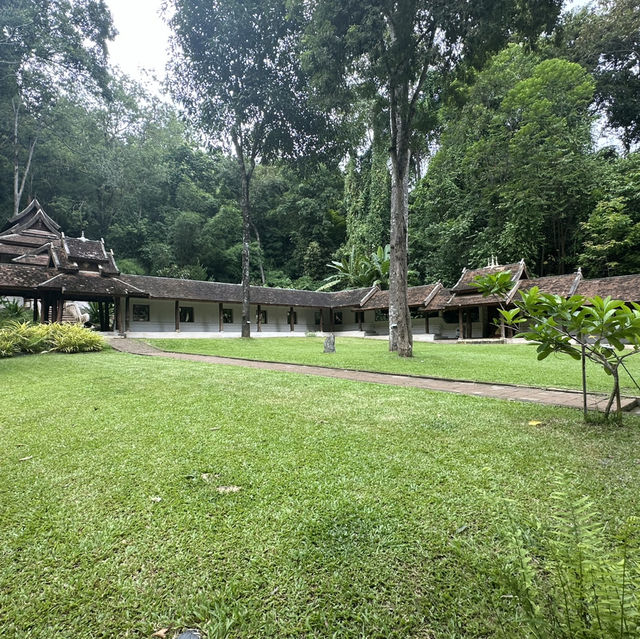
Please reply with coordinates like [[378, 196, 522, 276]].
[[149, 336, 640, 395], [2, 350, 639, 638]]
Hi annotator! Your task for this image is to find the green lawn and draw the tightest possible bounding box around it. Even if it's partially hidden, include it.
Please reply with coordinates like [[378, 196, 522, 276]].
[[149, 336, 640, 395], [2, 350, 639, 638]]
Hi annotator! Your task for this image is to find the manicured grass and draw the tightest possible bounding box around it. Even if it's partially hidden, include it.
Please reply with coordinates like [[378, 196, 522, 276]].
[[149, 336, 640, 395], [2, 350, 639, 638]]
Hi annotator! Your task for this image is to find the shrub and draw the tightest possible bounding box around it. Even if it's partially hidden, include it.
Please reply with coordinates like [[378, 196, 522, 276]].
[[46, 323, 104, 353], [0, 298, 31, 327], [500, 488, 639, 638], [0, 322, 105, 357]]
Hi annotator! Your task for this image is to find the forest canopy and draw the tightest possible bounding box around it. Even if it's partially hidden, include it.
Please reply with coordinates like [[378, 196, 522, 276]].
[[1, 0, 638, 291]]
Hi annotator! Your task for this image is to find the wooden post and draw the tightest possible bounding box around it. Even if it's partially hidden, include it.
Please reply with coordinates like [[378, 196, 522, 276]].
[[125, 297, 130, 332], [319, 308, 324, 333], [458, 308, 463, 339], [257, 304, 262, 332], [500, 319, 506, 340], [219, 302, 223, 332], [289, 306, 294, 332], [56, 298, 63, 323], [330, 309, 334, 332], [114, 297, 121, 332], [175, 300, 180, 332], [32, 299, 38, 323], [581, 343, 588, 420], [425, 313, 430, 334], [358, 311, 363, 331], [119, 297, 126, 335]]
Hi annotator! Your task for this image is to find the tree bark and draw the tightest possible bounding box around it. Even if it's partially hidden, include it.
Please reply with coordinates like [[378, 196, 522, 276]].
[[232, 133, 253, 339], [251, 222, 266, 286], [388, 82, 413, 357], [12, 98, 37, 217], [240, 169, 251, 338]]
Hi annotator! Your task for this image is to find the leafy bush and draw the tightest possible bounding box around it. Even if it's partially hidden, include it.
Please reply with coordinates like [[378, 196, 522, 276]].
[[0, 322, 105, 357], [0, 298, 31, 327], [46, 323, 104, 353], [500, 488, 639, 638]]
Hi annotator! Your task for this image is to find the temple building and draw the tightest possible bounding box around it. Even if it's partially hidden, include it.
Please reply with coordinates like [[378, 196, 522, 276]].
[[1, 201, 640, 339]]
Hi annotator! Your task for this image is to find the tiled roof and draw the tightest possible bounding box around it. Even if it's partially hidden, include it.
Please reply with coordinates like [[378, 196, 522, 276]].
[[0, 199, 61, 235], [63, 236, 109, 262], [518, 272, 581, 298], [0, 264, 54, 291], [451, 260, 527, 293], [37, 272, 144, 297], [575, 274, 640, 301], [361, 284, 442, 309]]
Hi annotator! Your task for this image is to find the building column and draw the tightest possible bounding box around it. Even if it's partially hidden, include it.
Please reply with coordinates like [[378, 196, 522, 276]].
[[175, 299, 180, 332], [114, 297, 120, 332], [125, 297, 130, 332], [318, 308, 324, 332], [56, 297, 64, 323], [467, 310, 473, 340], [458, 308, 463, 339], [289, 306, 294, 332], [32, 299, 39, 323], [119, 297, 126, 335], [425, 313, 429, 334], [257, 304, 262, 332], [219, 302, 223, 332]]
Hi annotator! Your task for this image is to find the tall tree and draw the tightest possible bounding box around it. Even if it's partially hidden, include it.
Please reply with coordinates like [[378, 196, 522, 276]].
[[168, 0, 336, 337], [558, 0, 640, 151], [302, 0, 562, 356], [0, 0, 114, 215]]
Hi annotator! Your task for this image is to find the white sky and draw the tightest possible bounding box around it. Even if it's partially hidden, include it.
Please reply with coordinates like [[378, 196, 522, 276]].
[[105, 0, 171, 87]]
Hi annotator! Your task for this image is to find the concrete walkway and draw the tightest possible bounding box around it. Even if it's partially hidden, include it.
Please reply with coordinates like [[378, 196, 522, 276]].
[[107, 338, 638, 414]]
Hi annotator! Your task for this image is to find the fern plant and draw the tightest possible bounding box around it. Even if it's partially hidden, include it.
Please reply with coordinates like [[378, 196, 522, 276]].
[[501, 489, 639, 638]]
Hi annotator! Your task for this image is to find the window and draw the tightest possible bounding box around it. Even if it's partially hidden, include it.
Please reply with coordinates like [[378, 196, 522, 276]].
[[179, 306, 194, 323], [132, 304, 149, 321], [222, 308, 233, 323], [257, 309, 268, 324], [375, 309, 388, 321], [333, 311, 343, 325], [354, 311, 365, 323], [287, 310, 297, 324]]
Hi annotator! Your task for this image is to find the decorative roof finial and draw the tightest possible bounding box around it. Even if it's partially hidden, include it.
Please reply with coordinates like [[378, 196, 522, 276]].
[[80, 230, 86, 241]]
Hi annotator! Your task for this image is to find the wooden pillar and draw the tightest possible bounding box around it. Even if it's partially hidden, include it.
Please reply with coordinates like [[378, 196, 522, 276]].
[[319, 308, 324, 332], [219, 302, 223, 332], [289, 306, 294, 332], [458, 308, 463, 340], [425, 313, 429, 334], [175, 299, 180, 332], [32, 299, 39, 323], [358, 311, 363, 331], [125, 297, 130, 332], [119, 297, 126, 335], [56, 298, 63, 323], [466, 310, 473, 340], [257, 304, 262, 332], [114, 297, 120, 331]]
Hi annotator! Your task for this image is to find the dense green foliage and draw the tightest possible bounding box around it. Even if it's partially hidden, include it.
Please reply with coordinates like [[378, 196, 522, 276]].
[[0, 321, 104, 357], [2, 351, 640, 637], [0, 1, 639, 292]]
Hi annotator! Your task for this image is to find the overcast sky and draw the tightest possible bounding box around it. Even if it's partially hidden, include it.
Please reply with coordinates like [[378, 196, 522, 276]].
[[105, 0, 171, 87]]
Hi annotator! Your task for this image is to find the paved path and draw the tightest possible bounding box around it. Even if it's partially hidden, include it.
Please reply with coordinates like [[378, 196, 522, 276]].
[[107, 338, 638, 413]]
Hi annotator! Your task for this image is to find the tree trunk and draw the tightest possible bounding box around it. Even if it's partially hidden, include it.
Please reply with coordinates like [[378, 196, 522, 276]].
[[388, 83, 413, 358], [240, 169, 251, 338], [12, 98, 37, 217], [251, 222, 266, 286]]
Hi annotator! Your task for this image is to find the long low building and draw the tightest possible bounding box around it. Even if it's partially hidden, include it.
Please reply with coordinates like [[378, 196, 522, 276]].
[[2, 201, 640, 339]]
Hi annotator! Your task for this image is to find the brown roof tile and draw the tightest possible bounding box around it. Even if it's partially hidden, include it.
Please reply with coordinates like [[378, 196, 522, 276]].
[[575, 274, 640, 301], [518, 272, 581, 298], [451, 260, 528, 292], [361, 284, 441, 310]]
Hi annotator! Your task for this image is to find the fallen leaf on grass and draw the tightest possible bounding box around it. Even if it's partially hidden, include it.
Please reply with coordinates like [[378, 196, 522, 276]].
[[216, 485, 241, 494], [528, 420, 544, 427], [150, 496, 162, 503], [18, 456, 33, 462], [151, 629, 169, 638]]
